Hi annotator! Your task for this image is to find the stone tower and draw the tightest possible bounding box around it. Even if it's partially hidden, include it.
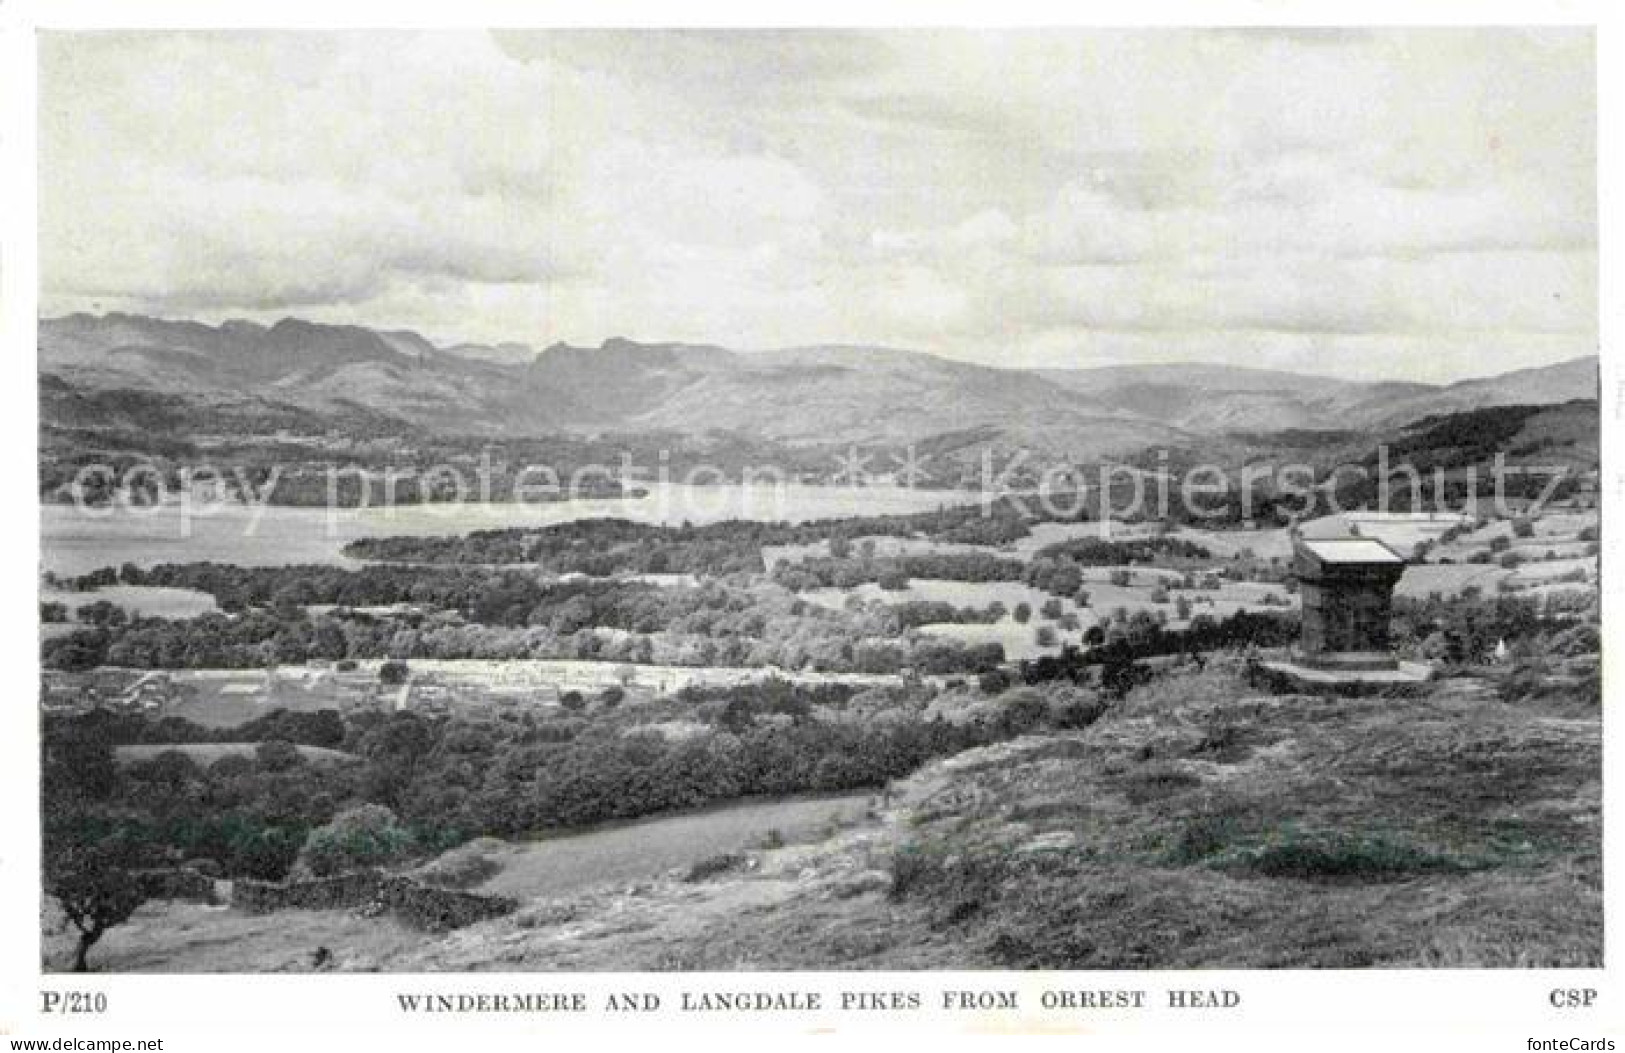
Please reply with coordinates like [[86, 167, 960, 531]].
[[1291, 537, 1407, 672]]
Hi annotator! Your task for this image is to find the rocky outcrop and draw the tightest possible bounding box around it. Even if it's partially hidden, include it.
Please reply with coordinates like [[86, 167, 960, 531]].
[[234, 869, 515, 931]]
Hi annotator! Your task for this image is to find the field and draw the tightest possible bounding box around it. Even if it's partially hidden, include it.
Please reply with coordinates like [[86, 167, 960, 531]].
[[43, 658, 913, 727], [477, 792, 875, 899], [114, 743, 356, 767], [800, 569, 1295, 658], [1396, 564, 1508, 599], [43, 585, 219, 619], [1301, 512, 1472, 557]]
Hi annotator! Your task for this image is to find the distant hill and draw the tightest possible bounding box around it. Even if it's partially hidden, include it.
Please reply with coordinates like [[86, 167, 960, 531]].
[[1038, 358, 1594, 435], [38, 313, 1599, 454], [1337, 357, 1599, 430], [443, 340, 537, 366]]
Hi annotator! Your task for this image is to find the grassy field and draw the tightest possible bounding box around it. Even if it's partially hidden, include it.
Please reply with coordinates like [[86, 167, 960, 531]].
[[914, 620, 1071, 661], [1397, 564, 1510, 599], [113, 743, 356, 767], [42, 585, 218, 619], [477, 792, 875, 899], [870, 664, 1601, 969], [803, 571, 1295, 656], [44, 657, 911, 728]]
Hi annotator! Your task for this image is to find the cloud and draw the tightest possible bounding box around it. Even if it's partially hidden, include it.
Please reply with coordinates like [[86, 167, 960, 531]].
[[38, 28, 1596, 379]]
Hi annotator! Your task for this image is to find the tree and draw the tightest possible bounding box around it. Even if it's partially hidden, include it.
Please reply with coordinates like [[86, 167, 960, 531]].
[[1012, 602, 1032, 624], [378, 659, 410, 686], [43, 820, 151, 972], [1100, 646, 1145, 699], [977, 669, 1012, 694], [254, 739, 305, 773], [1034, 625, 1058, 648], [876, 567, 911, 591], [296, 804, 417, 877]]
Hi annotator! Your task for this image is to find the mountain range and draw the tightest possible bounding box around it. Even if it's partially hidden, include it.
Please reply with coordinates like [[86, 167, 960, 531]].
[[39, 313, 1599, 456]]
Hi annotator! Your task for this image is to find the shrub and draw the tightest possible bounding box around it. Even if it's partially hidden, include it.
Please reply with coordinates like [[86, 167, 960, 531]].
[[887, 841, 1004, 926], [877, 568, 911, 591], [977, 669, 1012, 695], [1122, 762, 1201, 804], [684, 852, 746, 883], [1048, 692, 1108, 730], [253, 739, 304, 773], [1495, 658, 1553, 703], [1101, 649, 1148, 699], [379, 660, 410, 686], [1227, 832, 1467, 882], [415, 838, 504, 889], [997, 688, 1050, 735], [1166, 811, 1241, 865], [297, 804, 418, 877]]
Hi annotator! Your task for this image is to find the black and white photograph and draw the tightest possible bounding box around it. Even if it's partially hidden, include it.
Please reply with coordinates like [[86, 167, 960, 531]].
[[3, 7, 1619, 1047]]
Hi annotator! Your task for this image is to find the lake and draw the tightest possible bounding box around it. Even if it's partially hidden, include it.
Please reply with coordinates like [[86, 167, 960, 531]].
[[40, 482, 977, 577]]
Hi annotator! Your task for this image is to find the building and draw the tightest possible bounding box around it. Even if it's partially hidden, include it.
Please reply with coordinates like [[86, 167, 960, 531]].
[[1292, 537, 1408, 672]]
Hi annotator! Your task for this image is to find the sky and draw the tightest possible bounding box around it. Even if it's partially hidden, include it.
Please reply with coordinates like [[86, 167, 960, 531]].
[[38, 28, 1596, 382]]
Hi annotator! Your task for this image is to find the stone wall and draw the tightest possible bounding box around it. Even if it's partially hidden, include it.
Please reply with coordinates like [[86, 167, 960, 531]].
[[133, 867, 219, 904], [234, 869, 515, 931]]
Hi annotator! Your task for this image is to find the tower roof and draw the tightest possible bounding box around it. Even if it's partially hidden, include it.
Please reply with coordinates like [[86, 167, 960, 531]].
[[1297, 538, 1405, 566]]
